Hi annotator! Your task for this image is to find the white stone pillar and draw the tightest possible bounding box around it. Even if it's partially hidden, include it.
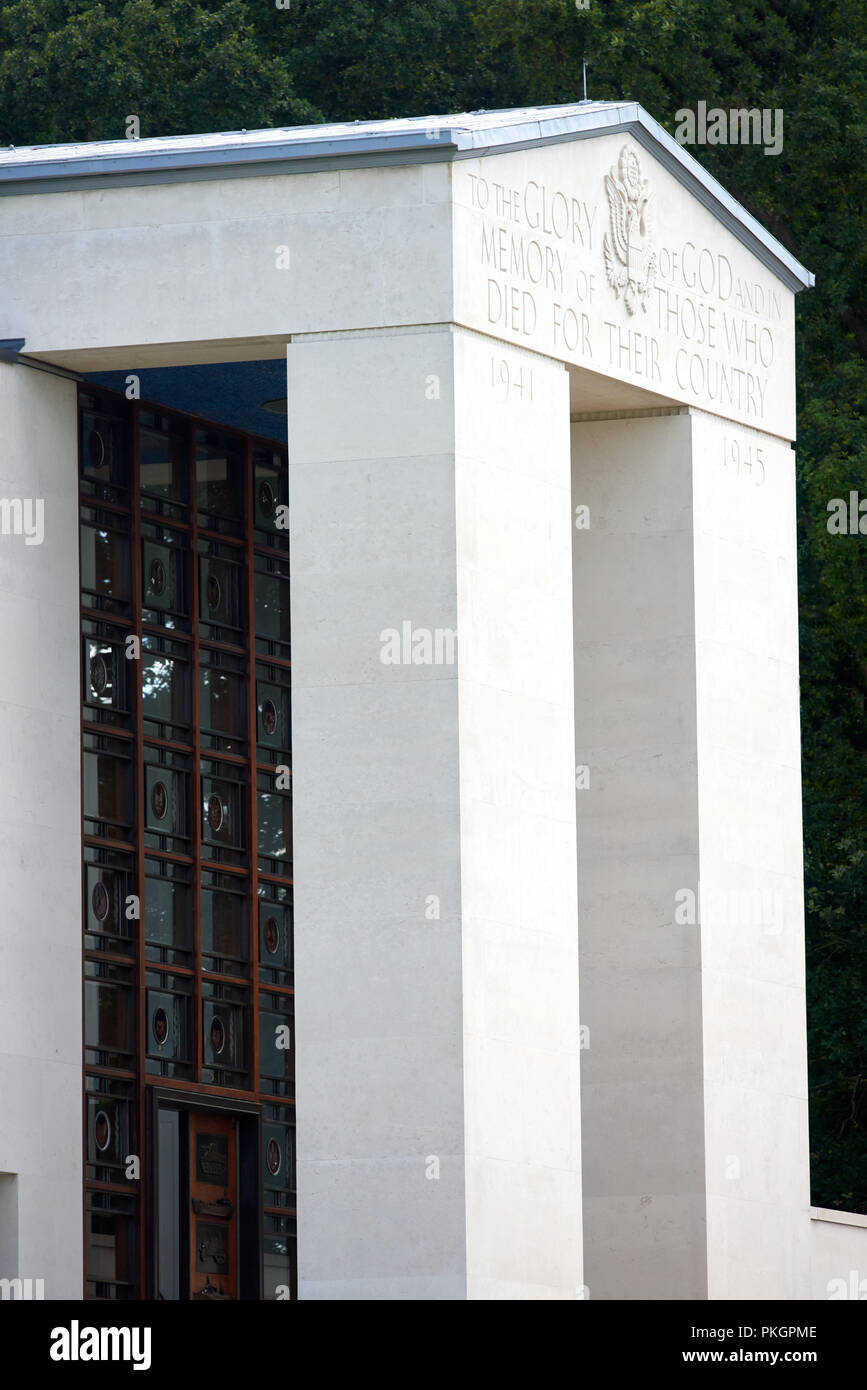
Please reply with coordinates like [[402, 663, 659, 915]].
[[0, 361, 83, 1298], [573, 409, 810, 1300], [288, 326, 582, 1299]]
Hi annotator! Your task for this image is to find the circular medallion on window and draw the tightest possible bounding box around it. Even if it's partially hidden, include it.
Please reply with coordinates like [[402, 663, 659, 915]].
[[152, 1007, 169, 1047], [206, 573, 222, 612], [88, 427, 106, 469], [89, 653, 109, 698], [264, 915, 280, 956], [94, 1108, 112, 1153], [207, 794, 224, 833], [258, 481, 275, 516], [262, 698, 278, 737], [151, 780, 168, 821], [210, 1015, 226, 1055], [149, 556, 166, 597], [266, 1137, 282, 1177], [91, 880, 110, 923]]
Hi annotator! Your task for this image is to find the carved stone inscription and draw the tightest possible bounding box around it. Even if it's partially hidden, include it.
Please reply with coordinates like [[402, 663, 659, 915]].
[[464, 143, 790, 428]]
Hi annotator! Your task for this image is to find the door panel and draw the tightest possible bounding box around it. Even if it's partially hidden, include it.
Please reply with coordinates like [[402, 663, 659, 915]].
[[189, 1111, 237, 1299]]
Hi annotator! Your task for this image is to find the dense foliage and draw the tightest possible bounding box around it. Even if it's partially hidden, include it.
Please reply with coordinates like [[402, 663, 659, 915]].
[[2, 0, 864, 1210]]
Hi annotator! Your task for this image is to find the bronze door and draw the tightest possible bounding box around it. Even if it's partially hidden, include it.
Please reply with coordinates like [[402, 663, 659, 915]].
[[189, 1112, 237, 1299]]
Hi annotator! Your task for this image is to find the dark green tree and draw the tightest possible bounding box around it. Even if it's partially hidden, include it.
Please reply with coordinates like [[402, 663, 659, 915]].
[[0, 0, 316, 145]]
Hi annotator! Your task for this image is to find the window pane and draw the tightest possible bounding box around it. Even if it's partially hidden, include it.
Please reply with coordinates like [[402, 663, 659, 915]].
[[146, 973, 193, 1078], [144, 865, 193, 965], [81, 523, 130, 605], [257, 779, 292, 875], [256, 676, 291, 756], [254, 568, 291, 648], [202, 983, 249, 1087], [253, 446, 288, 549], [260, 993, 294, 1093], [142, 534, 188, 628], [82, 625, 132, 730], [200, 663, 246, 750], [85, 1192, 137, 1299], [144, 759, 190, 852], [258, 887, 293, 985], [85, 852, 136, 953], [80, 396, 129, 499], [140, 411, 188, 505], [263, 1214, 296, 1300], [202, 883, 249, 972], [196, 429, 243, 531], [85, 981, 132, 1052], [199, 550, 243, 641], [84, 966, 136, 1068], [142, 746, 192, 856], [201, 763, 247, 865], [83, 744, 133, 839], [142, 639, 190, 738], [263, 1112, 295, 1204], [86, 1079, 135, 1180]]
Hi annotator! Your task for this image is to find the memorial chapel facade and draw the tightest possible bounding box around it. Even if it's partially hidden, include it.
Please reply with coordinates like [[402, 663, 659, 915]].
[[0, 100, 864, 1300]]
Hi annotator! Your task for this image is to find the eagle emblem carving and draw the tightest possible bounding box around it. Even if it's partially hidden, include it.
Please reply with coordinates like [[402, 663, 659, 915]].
[[603, 146, 657, 315]]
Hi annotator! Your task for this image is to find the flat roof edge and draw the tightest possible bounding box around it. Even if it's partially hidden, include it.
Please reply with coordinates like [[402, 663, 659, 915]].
[[0, 102, 813, 291]]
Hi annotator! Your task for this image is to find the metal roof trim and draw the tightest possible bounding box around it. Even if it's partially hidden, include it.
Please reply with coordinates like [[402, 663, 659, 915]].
[[0, 102, 813, 290]]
